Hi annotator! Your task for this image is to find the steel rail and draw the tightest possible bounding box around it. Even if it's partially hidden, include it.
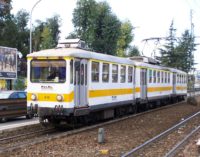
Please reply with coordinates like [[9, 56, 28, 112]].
[[164, 125, 200, 157], [121, 111, 200, 157], [0, 128, 54, 143]]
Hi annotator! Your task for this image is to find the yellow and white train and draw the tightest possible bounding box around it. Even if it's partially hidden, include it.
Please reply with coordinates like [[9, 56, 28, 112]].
[[27, 39, 187, 125]]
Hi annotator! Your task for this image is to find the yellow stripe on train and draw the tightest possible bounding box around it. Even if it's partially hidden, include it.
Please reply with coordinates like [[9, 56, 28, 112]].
[[89, 88, 134, 98], [27, 86, 187, 102]]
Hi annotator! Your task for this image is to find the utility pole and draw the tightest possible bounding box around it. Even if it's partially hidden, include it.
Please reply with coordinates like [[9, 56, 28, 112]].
[[29, 0, 43, 53]]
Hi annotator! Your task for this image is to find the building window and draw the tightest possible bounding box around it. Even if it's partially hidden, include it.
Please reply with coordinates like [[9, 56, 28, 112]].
[[92, 62, 99, 82], [102, 63, 109, 82], [120, 65, 126, 83], [112, 64, 118, 83], [149, 69, 152, 83], [128, 66, 133, 83], [161, 71, 164, 83], [70, 60, 73, 84]]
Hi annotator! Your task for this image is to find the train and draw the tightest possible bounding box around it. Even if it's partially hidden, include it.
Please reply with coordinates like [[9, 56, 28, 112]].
[[26, 39, 187, 126]]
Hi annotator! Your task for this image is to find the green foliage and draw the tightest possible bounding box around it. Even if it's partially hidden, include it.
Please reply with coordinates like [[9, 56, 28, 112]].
[[159, 21, 177, 67], [72, 0, 122, 55], [32, 15, 61, 51], [127, 46, 140, 57], [14, 10, 29, 56], [174, 30, 197, 73], [40, 26, 54, 49], [159, 21, 196, 73], [117, 20, 134, 57], [0, 0, 12, 20], [13, 78, 26, 90]]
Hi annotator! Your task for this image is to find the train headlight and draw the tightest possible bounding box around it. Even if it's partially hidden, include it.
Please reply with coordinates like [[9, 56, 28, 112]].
[[56, 94, 63, 102], [31, 94, 37, 101]]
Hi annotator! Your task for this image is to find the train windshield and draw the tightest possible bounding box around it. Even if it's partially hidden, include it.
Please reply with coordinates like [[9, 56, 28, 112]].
[[31, 60, 66, 83]]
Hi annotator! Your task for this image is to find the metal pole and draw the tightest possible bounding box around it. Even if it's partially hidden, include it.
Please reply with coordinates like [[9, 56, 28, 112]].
[[29, 0, 43, 53]]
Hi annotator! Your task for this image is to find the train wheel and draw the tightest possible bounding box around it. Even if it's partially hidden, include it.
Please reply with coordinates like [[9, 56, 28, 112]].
[[26, 114, 33, 119], [0, 117, 7, 123]]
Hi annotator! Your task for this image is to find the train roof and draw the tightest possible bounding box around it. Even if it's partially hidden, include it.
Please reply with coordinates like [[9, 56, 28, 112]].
[[132, 60, 187, 74], [27, 47, 136, 65]]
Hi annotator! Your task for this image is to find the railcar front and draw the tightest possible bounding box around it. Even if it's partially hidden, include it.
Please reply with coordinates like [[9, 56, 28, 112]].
[[27, 53, 75, 124]]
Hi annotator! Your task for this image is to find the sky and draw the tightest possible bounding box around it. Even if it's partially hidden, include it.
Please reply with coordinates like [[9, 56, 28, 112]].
[[11, 0, 200, 70]]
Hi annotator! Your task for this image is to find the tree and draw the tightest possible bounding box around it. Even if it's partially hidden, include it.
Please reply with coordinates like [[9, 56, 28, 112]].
[[91, 1, 121, 55], [127, 46, 140, 57], [159, 21, 177, 67], [159, 21, 196, 73], [40, 26, 54, 49], [117, 20, 134, 57], [72, 0, 121, 55], [32, 15, 61, 51], [14, 10, 29, 56], [174, 30, 196, 73], [0, 0, 12, 20], [46, 15, 61, 47]]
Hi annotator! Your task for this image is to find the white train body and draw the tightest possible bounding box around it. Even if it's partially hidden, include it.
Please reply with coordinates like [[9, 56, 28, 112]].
[[27, 42, 187, 124]]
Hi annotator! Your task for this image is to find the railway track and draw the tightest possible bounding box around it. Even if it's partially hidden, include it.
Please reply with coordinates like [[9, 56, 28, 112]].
[[121, 109, 200, 157], [0, 100, 193, 155], [0, 127, 56, 152]]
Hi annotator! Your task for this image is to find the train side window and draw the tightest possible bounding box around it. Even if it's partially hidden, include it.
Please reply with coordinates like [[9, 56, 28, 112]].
[[70, 60, 73, 84], [102, 63, 109, 82], [161, 71, 163, 83], [153, 70, 156, 83], [81, 64, 84, 85], [120, 65, 126, 83], [177, 74, 179, 83], [85, 64, 87, 85], [182, 75, 183, 84], [112, 64, 118, 83], [157, 71, 160, 83], [149, 69, 152, 83], [180, 75, 182, 84], [165, 72, 167, 83], [92, 61, 99, 82], [128, 66, 133, 83], [168, 73, 170, 83]]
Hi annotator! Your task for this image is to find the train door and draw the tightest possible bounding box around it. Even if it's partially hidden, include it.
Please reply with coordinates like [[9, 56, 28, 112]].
[[140, 68, 147, 100], [173, 73, 176, 94], [74, 59, 88, 107]]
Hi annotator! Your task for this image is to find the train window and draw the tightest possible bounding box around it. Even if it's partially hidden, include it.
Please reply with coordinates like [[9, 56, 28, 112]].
[[153, 70, 156, 83], [81, 64, 84, 85], [120, 65, 126, 83], [128, 66, 133, 83], [102, 63, 109, 82], [149, 69, 152, 83], [85, 64, 87, 85], [165, 72, 167, 83], [168, 73, 170, 83], [92, 62, 99, 82], [112, 64, 118, 83], [157, 71, 160, 83], [182, 75, 183, 84], [31, 60, 66, 83], [177, 74, 179, 83], [70, 60, 73, 84]]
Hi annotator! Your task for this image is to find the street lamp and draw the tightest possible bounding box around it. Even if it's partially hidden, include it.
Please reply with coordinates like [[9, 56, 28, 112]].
[[29, 0, 43, 53]]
